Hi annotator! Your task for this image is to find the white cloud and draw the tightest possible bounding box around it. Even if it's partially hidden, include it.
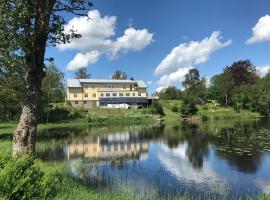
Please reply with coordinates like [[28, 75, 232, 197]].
[[257, 65, 270, 77], [154, 31, 231, 76], [147, 80, 153, 86], [157, 67, 192, 88], [111, 28, 154, 57], [246, 15, 270, 44], [156, 87, 165, 92], [58, 10, 153, 70], [67, 51, 101, 70], [58, 10, 116, 52]]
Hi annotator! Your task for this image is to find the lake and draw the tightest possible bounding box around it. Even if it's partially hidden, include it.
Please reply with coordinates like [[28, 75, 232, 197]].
[[37, 119, 270, 199]]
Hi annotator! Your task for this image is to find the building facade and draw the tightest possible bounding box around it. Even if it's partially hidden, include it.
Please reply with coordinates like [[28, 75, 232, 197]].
[[66, 79, 148, 108]]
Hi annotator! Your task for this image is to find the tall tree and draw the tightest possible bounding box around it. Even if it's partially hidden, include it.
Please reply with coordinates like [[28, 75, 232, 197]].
[[42, 62, 65, 104], [224, 60, 259, 86], [0, 0, 93, 156], [75, 68, 91, 79], [210, 72, 234, 105], [182, 68, 206, 99], [111, 70, 128, 80]]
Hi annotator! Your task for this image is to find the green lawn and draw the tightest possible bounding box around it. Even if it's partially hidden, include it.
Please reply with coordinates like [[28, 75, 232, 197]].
[[197, 100, 261, 120]]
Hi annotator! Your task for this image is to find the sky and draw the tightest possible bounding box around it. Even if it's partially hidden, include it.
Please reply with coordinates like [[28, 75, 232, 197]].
[[46, 0, 270, 94]]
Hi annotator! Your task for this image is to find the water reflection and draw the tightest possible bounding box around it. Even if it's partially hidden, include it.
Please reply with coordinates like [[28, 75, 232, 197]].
[[37, 119, 270, 199], [67, 132, 149, 161]]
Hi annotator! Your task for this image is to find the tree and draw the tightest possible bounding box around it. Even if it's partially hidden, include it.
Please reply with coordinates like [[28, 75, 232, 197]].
[[111, 70, 128, 80], [224, 60, 259, 86], [210, 72, 234, 105], [182, 68, 207, 99], [42, 62, 65, 104], [75, 68, 91, 79], [0, 0, 93, 155], [158, 86, 182, 100], [182, 68, 201, 89]]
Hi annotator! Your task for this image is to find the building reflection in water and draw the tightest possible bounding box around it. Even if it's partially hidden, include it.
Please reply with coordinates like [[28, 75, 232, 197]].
[[67, 132, 149, 161]]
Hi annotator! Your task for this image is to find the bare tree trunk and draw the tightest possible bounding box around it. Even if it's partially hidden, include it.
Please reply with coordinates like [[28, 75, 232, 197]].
[[12, 0, 55, 156], [13, 62, 43, 156]]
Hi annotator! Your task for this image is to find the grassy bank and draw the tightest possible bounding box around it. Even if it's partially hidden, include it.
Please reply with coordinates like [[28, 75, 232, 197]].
[[159, 100, 261, 124], [197, 101, 261, 120]]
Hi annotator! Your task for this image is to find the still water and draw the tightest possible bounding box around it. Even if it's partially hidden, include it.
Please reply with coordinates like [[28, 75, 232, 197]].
[[37, 119, 270, 199]]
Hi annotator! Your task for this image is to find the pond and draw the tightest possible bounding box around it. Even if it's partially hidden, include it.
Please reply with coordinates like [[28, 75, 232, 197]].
[[37, 119, 270, 199]]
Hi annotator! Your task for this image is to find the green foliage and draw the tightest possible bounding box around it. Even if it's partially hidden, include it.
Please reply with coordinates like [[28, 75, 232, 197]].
[[111, 70, 128, 80], [0, 156, 58, 200], [42, 62, 65, 104], [41, 105, 83, 123], [150, 101, 165, 116], [171, 103, 179, 112], [181, 99, 198, 117], [75, 68, 91, 79], [158, 86, 182, 100], [182, 68, 207, 101]]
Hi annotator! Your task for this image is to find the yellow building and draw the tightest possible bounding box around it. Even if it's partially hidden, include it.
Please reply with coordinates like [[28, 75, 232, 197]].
[[66, 79, 148, 108]]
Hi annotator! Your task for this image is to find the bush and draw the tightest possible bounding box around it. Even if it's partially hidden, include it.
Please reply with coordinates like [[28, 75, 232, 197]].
[[171, 104, 179, 112], [150, 101, 165, 116], [181, 100, 198, 117], [0, 155, 59, 200], [41, 106, 83, 122]]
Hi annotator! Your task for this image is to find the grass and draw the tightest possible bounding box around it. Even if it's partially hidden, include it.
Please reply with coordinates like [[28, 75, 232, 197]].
[[197, 100, 261, 120], [159, 100, 181, 125], [86, 107, 158, 124], [159, 100, 261, 126]]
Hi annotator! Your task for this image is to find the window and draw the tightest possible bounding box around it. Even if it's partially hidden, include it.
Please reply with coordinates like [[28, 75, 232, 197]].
[[84, 93, 88, 98], [126, 93, 130, 97], [133, 93, 136, 96], [138, 93, 141, 96], [113, 93, 117, 97], [92, 84, 95, 89], [74, 94, 77, 98], [119, 93, 123, 97], [123, 85, 126, 89], [83, 101, 87, 104], [84, 85, 88, 89], [75, 101, 78, 104], [93, 93, 96, 98], [130, 85, 133, 91], [100, 93, 104, 97], [106, 93, 110, 97]]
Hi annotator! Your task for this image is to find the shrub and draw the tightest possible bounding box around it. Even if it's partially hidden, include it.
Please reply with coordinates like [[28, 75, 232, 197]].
[[0, 155, 59, 200], [150, 101, 165, 116], [181, 100, 198, 117], [171, 104, 179, 112]]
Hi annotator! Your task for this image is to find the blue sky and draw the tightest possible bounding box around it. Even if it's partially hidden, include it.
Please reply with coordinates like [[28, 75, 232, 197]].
[[46, 0, 270, 93]]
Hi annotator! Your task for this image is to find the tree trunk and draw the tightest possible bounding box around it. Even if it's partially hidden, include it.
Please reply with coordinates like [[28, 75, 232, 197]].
[[13, 60, 44, 156], [12, 0, 55, 156]]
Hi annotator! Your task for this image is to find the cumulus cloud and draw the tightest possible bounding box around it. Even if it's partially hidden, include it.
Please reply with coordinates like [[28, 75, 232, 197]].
[[157, 66, 192, 88], [111, 28, 154, 57], [58, 10, 153, 70], [67, 51, 101, 70], [154, 31, 231, 90], [154, 31, 231, 76], [246, 15, 270, 44], [257, 65, 270, 77]]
